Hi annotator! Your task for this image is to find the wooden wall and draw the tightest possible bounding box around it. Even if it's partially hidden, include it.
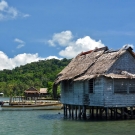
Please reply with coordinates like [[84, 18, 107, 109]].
[[108, 51, 135, 74], [60, 51, 135, 107], [89, 77, 104, 106], [103, 77, 135, 107], [60, 80, 85, 105]]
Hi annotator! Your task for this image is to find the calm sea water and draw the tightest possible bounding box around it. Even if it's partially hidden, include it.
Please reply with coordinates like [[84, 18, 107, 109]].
[[0, 98, 135, 135]]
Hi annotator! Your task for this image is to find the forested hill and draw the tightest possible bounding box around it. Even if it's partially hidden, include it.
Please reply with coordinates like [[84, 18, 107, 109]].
[[0, 58, 71, 96]]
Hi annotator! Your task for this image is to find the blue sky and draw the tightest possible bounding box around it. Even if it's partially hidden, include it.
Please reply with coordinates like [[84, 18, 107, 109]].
[[0, 0, 135, 70]]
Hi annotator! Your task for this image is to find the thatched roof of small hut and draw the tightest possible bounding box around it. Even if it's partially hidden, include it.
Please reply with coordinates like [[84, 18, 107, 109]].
[[24, 87, 39, 93], [40, 88, 47, 93], [54, 46, 135, 84]]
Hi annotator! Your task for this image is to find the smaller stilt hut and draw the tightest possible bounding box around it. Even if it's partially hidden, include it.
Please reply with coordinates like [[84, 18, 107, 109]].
[[39, 88, 49, 97], [24, 87, 39, 100]]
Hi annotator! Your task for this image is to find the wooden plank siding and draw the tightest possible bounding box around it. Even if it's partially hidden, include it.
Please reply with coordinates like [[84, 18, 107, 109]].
[[103, 77, 135, 107], [89, 77, 104, 106]]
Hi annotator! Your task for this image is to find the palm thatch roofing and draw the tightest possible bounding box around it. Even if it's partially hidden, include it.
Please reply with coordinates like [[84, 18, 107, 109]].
[[40, 88, 48, 93], [24, 87, 39, 94], [55, 46, 135, 84]]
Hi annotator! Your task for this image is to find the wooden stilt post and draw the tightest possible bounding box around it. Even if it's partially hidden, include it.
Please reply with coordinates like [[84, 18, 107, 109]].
[[96, 106, 98, 119], [82, 106, 86, 119], [99, 107, 102, 119], [89, 106, 91, 117], [114, 108, 117, 119], [91, 106, 94, 118], [75, 106, 77, 119], [105, 108, 107, 120], [69, 105, 71, 118], [110, 108, 112, 119], [71, 105, 74, 119], [131, 107, 133, 119], [64, 104, 66, 117], [65, 104, 67, 117], [122, 107, 124, 119], [78, 106, 81, 119]]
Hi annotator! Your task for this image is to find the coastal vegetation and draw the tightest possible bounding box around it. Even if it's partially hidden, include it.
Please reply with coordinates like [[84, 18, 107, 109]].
[[0, 58, 71, 97]]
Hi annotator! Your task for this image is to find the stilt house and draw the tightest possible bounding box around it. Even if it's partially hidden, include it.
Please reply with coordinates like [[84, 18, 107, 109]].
[[24, 87, 39, 100], [54, 46, 135, 119]]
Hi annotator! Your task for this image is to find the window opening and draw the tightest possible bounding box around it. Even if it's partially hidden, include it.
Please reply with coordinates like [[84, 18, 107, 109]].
[[89, 79, 94, 93]]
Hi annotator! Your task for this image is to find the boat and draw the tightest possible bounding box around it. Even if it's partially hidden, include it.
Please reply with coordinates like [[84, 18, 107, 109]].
[[0, 101, 63, 111]]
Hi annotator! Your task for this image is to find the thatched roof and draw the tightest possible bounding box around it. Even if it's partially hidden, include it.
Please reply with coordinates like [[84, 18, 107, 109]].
[[55, 46, 135, 84], [40, 88, 47, 93], [24, 87, 39, 93]]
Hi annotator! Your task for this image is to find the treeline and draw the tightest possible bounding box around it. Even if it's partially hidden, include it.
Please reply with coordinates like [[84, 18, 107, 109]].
[[0, 58, 71, 96]]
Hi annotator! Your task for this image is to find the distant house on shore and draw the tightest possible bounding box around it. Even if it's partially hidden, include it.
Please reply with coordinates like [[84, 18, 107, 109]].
[[39, 88, 49, 97], [24, 87, 39, 100], [24, 87, 49, 100], [53, 46, 135, 119]]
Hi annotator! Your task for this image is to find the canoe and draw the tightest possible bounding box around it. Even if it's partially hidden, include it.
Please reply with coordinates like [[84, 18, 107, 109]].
[[0, 103, 63, 111]]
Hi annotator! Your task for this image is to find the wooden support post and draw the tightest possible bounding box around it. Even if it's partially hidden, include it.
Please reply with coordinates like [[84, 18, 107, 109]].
[[71, 105, 74, 118], [114, 108, 117, 120], [91, 106, 94, 118], [63, 104, 66, 117], [110, 108, 113, 119], [131, 107, 133, 119], [35, 99, 37, 104], [89, 107, 91, 116], [65, 104, 67, 117], [99, 107, 102, 119], [75, 106, 78, 119], [96, 107, 98, 118], [19, 96, 20, 102], [69, 105, 71, 118], [9, 96, 12, 105], [121, 107, 124, 119], [82, 106, 86, 119], [13, 97, 14, 102], [105, 108, 108, 120], [78, 106, 81, 119]]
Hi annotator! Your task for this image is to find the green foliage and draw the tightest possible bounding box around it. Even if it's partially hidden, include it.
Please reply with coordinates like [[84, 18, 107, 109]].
[[0, 58, 71, 96]]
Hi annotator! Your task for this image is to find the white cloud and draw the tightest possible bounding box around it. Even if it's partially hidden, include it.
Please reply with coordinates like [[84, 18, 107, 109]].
[[14, 38, 25, 49], [0, 0, 30, 21], [48, 31, 73, 46], [0, 51, 62, 70], [14, 38, 25, 44], [16, 44, 25, 49], [122, 44, 134, 49], [48, 31, 105, 58], [22, 14, 30, 18], [46, 56, 62, 60], [0, 0, 8, 10]]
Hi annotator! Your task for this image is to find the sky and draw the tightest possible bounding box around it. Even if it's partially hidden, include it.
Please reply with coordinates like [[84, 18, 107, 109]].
[[0, 0, 135, 70]]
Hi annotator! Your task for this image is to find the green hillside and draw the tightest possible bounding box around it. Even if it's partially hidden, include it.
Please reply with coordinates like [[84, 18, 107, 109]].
[[0, 58, 71, 96]]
